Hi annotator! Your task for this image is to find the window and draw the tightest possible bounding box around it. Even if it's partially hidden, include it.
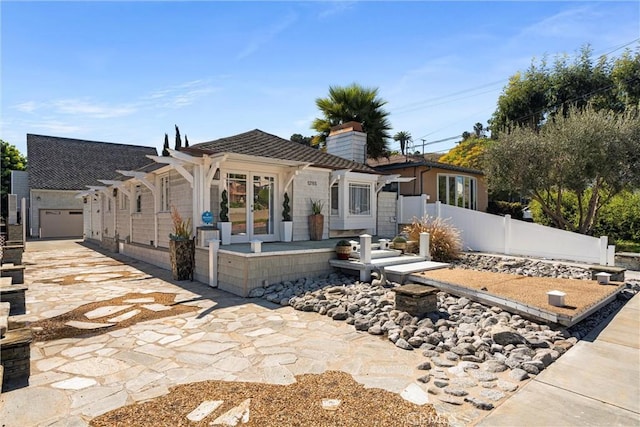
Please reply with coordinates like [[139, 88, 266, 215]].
[[119, 189, 129, 210], [135, 185, 142, 213], [437, 174, 477, 210], [349, 183, 371, 215], [330, 184, 339, 215], [160, 175, 170, 212]]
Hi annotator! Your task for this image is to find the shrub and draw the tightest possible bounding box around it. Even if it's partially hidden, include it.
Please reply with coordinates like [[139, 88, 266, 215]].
[[487, 200, 524, 220], [403, 215, 462, 261], [170, 206, 192, 240]]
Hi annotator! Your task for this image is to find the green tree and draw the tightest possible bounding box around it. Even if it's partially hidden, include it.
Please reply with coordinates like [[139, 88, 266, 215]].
[[184, 135, 189, 148], [174, 125, 182, 150], [1, 140, 27, 219], [393, 131, 412, 155], [489, 45, 640, 137], [311, 83, 392, 159], [473, 122, 484, 138], [162, 133, 170, 156], [290, 133, 314, 147], [484, 105, 640, 234]]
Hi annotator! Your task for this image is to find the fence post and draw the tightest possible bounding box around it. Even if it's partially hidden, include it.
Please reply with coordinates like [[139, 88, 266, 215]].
[[421, 194, 428, 219], [607, 245, 615, 266], [435, 200, 442, 219], [360, 234, 372, 264], [397, 195, 404, 225], [599, 236, 608, 266], [504, 214, 511, 255], [209, 238, 220, 287], [419, 232, 431, 261]]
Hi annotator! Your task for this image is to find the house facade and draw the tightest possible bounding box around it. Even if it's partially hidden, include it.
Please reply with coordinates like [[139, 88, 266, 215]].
[[368, 154, 488, 212], [81, 125, 408, 294], [26, 134, 157, 238]]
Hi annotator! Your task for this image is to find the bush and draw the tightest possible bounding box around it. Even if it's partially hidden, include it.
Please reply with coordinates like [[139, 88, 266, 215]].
[[487, 200, 524, 220], [402, 216, 462, 261], [530, 190, 640, 243]]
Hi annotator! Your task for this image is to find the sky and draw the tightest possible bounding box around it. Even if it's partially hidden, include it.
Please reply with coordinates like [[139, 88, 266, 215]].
[[1, 1, 639, 158]]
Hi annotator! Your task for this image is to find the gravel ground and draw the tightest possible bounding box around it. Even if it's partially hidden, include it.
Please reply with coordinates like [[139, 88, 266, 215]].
[[90, 371, 448, 427]]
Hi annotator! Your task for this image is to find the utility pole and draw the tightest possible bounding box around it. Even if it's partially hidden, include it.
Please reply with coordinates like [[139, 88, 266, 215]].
[[420, 139, 426, 155]]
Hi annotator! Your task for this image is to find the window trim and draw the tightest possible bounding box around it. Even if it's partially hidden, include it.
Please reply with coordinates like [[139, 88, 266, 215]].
[[348, 182, 372, 216], [159, 174, 170, 212], [437, 173, 477, 210]]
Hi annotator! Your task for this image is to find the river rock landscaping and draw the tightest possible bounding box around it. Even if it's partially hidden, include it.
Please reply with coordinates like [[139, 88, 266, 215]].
[[249, 253, 640, 419]]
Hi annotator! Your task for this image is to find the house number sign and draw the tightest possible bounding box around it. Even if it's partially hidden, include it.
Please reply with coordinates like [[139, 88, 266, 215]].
[[307, 180, 317, 186]]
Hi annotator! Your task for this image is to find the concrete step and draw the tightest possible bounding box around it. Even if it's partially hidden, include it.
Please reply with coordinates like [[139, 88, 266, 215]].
[[384, 261, 450, 275], [351, 249, 402, 260]]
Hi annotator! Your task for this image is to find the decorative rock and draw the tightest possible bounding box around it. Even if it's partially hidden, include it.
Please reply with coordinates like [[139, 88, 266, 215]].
[[479, 381, 497, 388], [491, 325, 526, 346], [482, 360, 508, 373], [427, 386, 441, 395], [417, 375, 431, 384], [464, 397, 494, 411], [400, 383, 429, 405], [417, 361, 432, 370], [321, 399, 342, 411], [332, 310, 348, 321], [497, 380, 519, 392], [439, 395, 464, 405], [368, 325, 383, 335], [480, 389, 505, 401], [469, 370, 497, 382], [431, 357, 456, 368], [434, 380, 449, 388], [509, 368, 529, 381], [407, 336, 425, 347], [395, 338, 413, 350], [444, 387, 468, 397]]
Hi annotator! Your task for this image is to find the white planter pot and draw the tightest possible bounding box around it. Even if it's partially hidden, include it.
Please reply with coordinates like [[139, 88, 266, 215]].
[[282, 221, 293, 242], [219, 222, 232, 245]]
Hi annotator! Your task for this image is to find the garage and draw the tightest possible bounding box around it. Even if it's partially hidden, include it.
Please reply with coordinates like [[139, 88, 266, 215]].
[[39, 209, 84, 238]]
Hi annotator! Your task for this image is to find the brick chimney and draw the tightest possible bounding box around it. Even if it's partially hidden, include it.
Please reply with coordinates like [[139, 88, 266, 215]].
[[326, 121, 367, 163]]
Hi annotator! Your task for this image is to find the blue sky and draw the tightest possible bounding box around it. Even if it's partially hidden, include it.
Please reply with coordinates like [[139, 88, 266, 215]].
[[2, 1, 639, 157]]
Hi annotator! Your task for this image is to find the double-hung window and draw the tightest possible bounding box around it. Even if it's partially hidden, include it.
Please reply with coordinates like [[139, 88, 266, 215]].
[[348, 183, 371, 216]]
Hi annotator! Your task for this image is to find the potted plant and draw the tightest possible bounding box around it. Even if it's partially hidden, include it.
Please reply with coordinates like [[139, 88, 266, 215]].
[[335, 239, 352, 260], [169, 206, 195, 281], [218, 189, 231, 245], [392, 235, 407, 253], [308, 199, 324, 241], [282, 192, 293, 242]]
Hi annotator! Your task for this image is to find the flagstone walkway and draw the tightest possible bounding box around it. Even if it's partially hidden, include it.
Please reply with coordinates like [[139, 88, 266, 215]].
[[1, 240, 446, 426]]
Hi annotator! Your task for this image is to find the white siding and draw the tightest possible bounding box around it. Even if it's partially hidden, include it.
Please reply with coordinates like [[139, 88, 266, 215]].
[[377, 191, 397, 238], [292, 169, 330, 241]]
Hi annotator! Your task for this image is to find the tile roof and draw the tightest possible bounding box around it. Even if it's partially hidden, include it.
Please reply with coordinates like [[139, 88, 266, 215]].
[[27, 134, 158, 190], [184, 129, 378, 174], [368, 154, 484, 175]]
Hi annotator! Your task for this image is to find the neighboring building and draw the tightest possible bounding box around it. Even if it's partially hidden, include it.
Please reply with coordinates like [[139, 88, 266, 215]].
[[368, 154, 488, 212], [27, 134, 157, 238], [10, 170, 29, 223]]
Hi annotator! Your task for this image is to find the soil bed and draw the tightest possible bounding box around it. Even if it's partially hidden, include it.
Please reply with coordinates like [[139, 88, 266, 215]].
[[415, 268, 622, 316]]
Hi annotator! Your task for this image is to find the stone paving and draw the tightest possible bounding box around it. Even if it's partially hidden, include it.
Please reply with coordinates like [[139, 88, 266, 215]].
[[0, 241, 456, 426]]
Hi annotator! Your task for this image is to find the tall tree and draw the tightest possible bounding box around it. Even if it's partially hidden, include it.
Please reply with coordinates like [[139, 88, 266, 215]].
[[174, 125, 182, 150], [484, 105, 640, 234], [1, 140, 27, 219], [439, 135, 489, 170], [393, 131, 412, 155], [311, 83, 392, 159], [489, 45, 640, 137], [184, 135, 189, 148], [162, 133, 170, 156]]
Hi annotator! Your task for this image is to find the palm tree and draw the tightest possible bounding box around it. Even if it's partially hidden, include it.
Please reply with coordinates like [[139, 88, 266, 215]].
[[473, 122, 484, 137], [311, 83, 392, 159], [393, 131, 412, 156]]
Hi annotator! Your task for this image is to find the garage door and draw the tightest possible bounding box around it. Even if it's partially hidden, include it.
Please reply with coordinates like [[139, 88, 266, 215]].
[[40, 210, 84, 238]]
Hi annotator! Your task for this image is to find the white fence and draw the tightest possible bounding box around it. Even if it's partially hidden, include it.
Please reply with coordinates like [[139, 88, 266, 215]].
[[399, 197, 614, 265]]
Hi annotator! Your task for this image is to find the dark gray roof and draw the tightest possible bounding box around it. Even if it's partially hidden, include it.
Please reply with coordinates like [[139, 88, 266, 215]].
[[368, 154, 484, 176], [27, 134, 158, 190], [184, 129, 378, 174]]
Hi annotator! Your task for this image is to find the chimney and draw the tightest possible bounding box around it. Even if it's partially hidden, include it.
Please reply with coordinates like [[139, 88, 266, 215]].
[[326, 121, 367, 163]]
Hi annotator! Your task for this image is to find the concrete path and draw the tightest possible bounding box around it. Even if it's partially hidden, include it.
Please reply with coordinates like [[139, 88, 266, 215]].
[[476, 290, 640, 427]]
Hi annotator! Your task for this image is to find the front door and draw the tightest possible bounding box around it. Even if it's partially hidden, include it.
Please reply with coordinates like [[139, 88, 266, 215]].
[[227, 172, 277, 243]]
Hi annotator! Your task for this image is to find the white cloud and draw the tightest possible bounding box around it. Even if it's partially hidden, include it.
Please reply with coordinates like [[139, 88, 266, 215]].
[[52, 99, 137, 118], [516, 5, 602, 41], [236, 12, 298, 60], [33, 120, 83, 135], [317, 1, 357, 20], [14, 101, 41, 113]]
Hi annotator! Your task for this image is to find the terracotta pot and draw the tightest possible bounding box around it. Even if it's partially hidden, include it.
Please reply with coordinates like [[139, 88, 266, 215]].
[[169, 238, 195, 280], [308, 214, 324, 241]]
